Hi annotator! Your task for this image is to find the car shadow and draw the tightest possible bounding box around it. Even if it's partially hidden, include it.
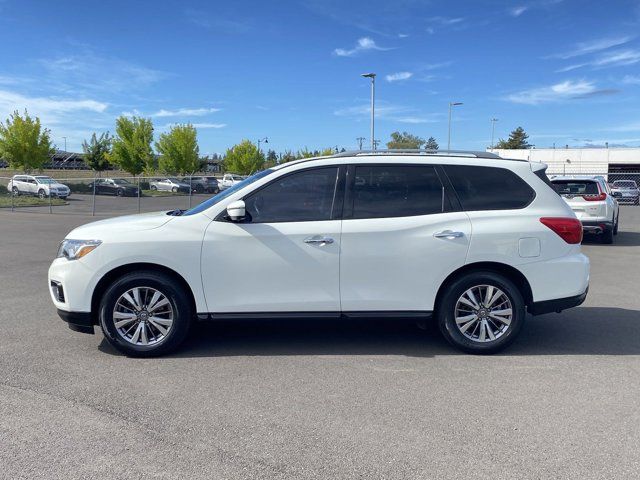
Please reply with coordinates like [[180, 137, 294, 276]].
[[583, 231, 640, 247], [97, 307, 640, 358]]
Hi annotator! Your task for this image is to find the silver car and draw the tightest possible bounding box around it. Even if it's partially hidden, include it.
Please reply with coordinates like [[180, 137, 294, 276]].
[[149, 178, 191, 193], [610, 180, 639, 205]]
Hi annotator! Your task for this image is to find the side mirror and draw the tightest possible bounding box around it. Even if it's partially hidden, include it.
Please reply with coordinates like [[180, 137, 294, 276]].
[[226, 200, 246, 221]]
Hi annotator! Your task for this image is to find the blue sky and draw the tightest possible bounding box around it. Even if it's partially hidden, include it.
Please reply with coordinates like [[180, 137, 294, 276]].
[[1, 0, 640, 154]]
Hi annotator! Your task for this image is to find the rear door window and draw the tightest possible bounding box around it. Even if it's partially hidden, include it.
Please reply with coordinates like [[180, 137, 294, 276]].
[[350, 165, 447, 219], [443, 165, 535, 211]]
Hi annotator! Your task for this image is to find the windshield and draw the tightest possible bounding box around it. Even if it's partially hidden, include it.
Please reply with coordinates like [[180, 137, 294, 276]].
[[551, 180, 599, 195], [113, 179, 131, 185], [183, 169, 274, 216], [35, 177, 55, 184], [614, 181, 637, 188]]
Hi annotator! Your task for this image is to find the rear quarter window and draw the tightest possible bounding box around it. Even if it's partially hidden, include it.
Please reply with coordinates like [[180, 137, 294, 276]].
[[443, 165, 535, 211]]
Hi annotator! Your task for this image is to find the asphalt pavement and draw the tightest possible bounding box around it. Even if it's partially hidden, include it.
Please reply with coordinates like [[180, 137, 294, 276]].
[[1, 205, 639, 479]]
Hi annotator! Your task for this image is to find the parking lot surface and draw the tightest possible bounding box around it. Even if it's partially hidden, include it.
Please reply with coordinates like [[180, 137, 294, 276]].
[[1, 206, 640, 479]]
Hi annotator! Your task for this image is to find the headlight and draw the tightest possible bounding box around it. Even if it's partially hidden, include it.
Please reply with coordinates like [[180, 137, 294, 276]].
[[57, 239, 102, 260]]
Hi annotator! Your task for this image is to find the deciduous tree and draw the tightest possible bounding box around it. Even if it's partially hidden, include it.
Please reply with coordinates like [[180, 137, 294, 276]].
[[155, 124, 200, 174], [110, 116, 155, 176], [82, 132, 111, 173], [0, 110, 53, 172], [386, 131, 426, 149], [223, 140, 265, 175]]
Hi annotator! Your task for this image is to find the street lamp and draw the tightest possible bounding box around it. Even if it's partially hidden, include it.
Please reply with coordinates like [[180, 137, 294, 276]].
[[447, 102, 463, 150], [257, 137, 268, 154], [361, 73, 376, 150], [490, 118, 498, 149], [563, 158, 571, 175], [62, 136, 67, 152]]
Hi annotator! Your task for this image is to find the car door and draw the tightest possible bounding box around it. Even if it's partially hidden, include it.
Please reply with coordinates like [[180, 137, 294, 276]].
[[339, 164, 472, 312], [26, 177, 39, 195], [201, 166, 343, 313]]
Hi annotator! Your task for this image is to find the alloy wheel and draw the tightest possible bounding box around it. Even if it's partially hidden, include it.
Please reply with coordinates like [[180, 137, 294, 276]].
[[454, 284, 513, 343], [112, 287, 174, 346]]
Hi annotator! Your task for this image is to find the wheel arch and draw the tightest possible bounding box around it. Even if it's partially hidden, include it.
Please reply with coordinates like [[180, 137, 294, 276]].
[[90, 262, 197, 324], [434, 262, 534, 312]]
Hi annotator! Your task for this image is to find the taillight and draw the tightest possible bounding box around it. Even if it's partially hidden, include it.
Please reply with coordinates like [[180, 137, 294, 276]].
[[582, 192, 607, 201], [540, 217, 583, 244]]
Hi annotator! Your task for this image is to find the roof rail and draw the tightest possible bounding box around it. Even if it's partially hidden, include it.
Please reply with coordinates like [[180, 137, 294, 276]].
[[332, 149, 502, 159]]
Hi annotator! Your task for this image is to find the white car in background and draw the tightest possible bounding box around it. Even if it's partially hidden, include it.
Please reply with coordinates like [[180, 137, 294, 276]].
[[550, 175, 619, 244], [49, 151, 589, 357], [8, 174, 70, 199], [218, 173, 246, 191], [149, 178, 191, 193]]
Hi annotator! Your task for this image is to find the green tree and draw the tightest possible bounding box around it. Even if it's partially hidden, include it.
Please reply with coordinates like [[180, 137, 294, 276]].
[[266, 149, 278, 165], [296, 148, 315, 159], [110, 116, 155, 176], [495, 127, 531, 149], [82, 132, 111, 173], [386, 131, 426, 149], [155, 124, 200, 174], [0, 110, 53, 172], [280, 150, 296, 163], [425, 136, 439, 150], [223, 140, 265, 175], [319, 147, 335, 156]]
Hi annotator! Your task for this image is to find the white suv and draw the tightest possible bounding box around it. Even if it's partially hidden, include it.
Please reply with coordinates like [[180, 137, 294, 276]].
[[48, 151, 590, 356], [550, 176, 619, 244], [8, 174, 71, 199]]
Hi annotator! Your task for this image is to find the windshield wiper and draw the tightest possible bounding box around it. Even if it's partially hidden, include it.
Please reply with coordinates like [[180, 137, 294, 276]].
[[167, 209, 186, 216]]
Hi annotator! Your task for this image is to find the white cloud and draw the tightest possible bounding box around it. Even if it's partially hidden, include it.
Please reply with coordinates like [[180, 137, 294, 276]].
[[550, 36, 634, 59], [622, 75, 640, 85], [510, 6, 529, 16], [427, 16, 464, 26], [385, 71, 413, 82], [334, 37, 391, 57], [0, 89, 107, 124], [334, 102, 440, 124], [505, 80, 618, 105], [558, 49, 640, 71], [192, 123, 226, 129], [152, 107, 221, 117]]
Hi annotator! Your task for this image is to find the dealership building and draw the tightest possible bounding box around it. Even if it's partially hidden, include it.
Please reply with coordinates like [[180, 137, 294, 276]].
[[488, 147, 640, 178]]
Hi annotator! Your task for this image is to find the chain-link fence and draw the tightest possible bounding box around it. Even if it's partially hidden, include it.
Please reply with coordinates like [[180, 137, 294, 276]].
[[0, 174, 223, 215], [1, 171, 639, 216]]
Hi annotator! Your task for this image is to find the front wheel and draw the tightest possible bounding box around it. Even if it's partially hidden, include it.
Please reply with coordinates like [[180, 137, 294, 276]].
[[99, 271, 192, 357], [437, 272, 525, 354], [12, 186, 19, 196], [171, 186, 178, 193], [116, 189, 124, 197], [38, 189, 47, 199], [150, 185, 157, 191]]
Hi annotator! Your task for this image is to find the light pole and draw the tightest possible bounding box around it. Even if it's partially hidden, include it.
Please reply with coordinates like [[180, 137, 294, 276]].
[[490, 118, 498, 149], [447, 102, 463, 150], [257, 137, 268, 154], [361, 73, 376, 150], [563, 159, 571, 175], [62, 136, 67, 152]]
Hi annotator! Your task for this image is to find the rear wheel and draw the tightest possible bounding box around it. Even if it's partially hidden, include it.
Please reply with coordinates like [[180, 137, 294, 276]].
[[99, 271, 192, 357], [437, 271, 525, 354], [613, 215, 619, 235], [601, 227, 614, 244], [116, 189, 124, 197], [150, 185, 157, 191], [172, 186, 178, 193]]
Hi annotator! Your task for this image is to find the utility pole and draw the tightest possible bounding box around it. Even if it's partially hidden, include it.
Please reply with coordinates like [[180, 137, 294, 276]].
[[490, 118, 498, 149], [373, 139, 380, 150], [361, 73, 376, 150], [356, 137, 366, 150]]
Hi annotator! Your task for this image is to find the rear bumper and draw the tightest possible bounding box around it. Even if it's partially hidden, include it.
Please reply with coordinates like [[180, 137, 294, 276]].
[[529, 286, 588, 315], [57, 309, 95, 334], [581, 220, 613, 233]]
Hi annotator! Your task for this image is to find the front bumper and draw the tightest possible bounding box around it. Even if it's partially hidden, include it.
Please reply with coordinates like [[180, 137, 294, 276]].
[[57, 309, 95, 334], [529, 286, 588, 315]]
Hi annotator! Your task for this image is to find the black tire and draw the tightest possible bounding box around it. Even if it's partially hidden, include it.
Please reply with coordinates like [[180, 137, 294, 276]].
[[437, 271, 526, 354], [12, 186, 19, 196], [38, 189, 47, 199], [150, 185, 157, 191], [99, 271, 192, 357], [172, 186, 178, 193], [613, 216, 619, 235], [116, 189, 124, 197], [212, 187, 220, 194], [601, 227, 614, 244]]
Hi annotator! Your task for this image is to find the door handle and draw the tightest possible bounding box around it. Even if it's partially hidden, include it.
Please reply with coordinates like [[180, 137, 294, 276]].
[[304, 235, 335, 245], [433, 230, 464, 239]]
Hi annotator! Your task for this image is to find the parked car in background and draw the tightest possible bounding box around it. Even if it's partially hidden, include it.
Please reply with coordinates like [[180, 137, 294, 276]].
[[610, 180, 639, 205], [180, 176, 219, 194], [88, 178, 140, 197], [550, 175, 619, 244], [8, 175, 70, 199], [218, 173, 245, 191], [49, 151, 589, 357], [149, 178, 191, 193]]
